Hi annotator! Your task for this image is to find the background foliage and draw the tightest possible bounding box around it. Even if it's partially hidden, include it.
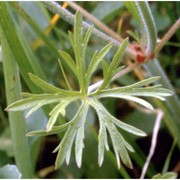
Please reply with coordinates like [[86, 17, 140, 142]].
[[0, 1, 179, 178]]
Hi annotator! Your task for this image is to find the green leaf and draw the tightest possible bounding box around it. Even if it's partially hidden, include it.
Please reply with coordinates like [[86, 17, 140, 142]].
[[82, 25, 94, 57], [72, 11, 88, 94], [58, 59, 73, 91], [55, 102, 89, 169], [1, 7, 33, 177], [107, 123, 132, 168], [102, 60, 109, 78], [74, 11, 84, 70], [68, 31, 75, 49], [58, 50, 78, 77], [25, 102, 48, 118], [94, 76, 173, 110], [118, 138, 133, 169], [86, 43, 113, 86], [97, 86, 173, 101], [127, 76, 161, 88], [162, 139, 177, 174], [47, 100, 73, 132], [29, 73, 79, 96], [112, 116, 147, 137], [5, 94, 62, 111], [89, 98, 146, 168], [75, 125, 85, 168], [112, 65, 126, 78], [0, 2, 43, 94], [152, 172, 177, 179], [90, 99, 146, 136], [55, 112, 78, 166], [74, 11, 83, 47], [97, 38, 128, 91], [108, 38, 128, 76], [98, 119, 109, 166], [120, 135, 135, 153], [96, 93, 154, 110], [27, 121, 73, 137]]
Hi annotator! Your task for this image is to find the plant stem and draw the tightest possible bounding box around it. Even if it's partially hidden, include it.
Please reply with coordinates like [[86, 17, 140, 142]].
[[42, 1, 136, 60], [67, 2, 124, 43], [155, 18, 180, 54], [1, 29, 33, 178]]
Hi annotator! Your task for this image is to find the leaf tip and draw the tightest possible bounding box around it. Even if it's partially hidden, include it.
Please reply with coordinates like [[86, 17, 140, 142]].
[[4, 107, 9, 111], [26, 132, 33, 137], [77, 161, 82, 168], [98, 158, 103, 167], [46, 126, 52, 133], [28, 72, 34, 78]]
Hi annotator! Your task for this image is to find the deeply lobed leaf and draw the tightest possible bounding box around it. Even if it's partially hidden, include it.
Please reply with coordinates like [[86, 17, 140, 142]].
[[89, 98, 146, 168], [55, 102, 89, 169], [6, 10, 173, 171]]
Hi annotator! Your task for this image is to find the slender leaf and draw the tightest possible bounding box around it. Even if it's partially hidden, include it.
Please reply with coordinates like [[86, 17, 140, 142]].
[[102, 60, 109, 78], [1, 11, 33, 177], [47, 100, 72, 131], [97, 86, 173, 100], [82, 25, 94, 58], [68, 31, 75, 49], [25, 102, 48, 118], [29, 73, 80, 96], [112, 65, 126, 77], [86, 43, 112, 85], [98, 119, 109, 166], [55, 102, 89, 169], [96, 93, 154, 110], [162, 139, 177, 173], [58, 50, 78, 76], [97, 38, 128, 91], [27, 121, 73, 137], [6, 94, 62, 111], [152, 172, 177, 179], [90, 99, 146, 136], [0, 2, 42, 93], [75, 126, 85, 167], [58, 59, 73, 91]]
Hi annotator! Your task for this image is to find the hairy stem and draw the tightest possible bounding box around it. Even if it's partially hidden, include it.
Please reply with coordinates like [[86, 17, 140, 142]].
[[67, 2, 124, 43], [42, 1, 136, 60]]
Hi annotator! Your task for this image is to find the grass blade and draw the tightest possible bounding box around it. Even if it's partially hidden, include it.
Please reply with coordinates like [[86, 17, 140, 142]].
[[1, 17, 33, 178]]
